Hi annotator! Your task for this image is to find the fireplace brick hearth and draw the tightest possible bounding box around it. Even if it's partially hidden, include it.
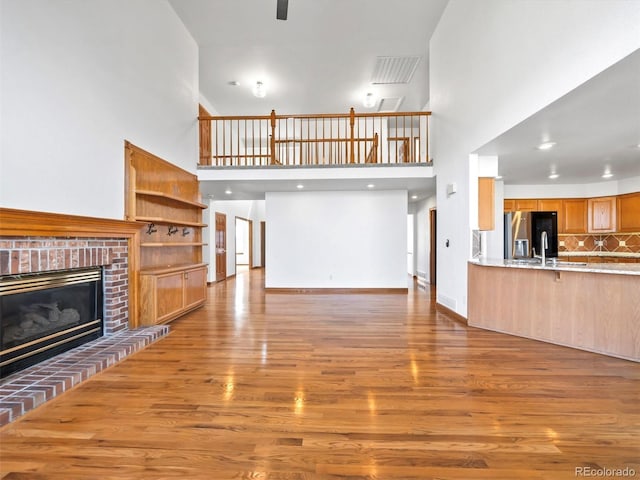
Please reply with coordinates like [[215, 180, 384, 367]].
[[0, 208, 172, 425]]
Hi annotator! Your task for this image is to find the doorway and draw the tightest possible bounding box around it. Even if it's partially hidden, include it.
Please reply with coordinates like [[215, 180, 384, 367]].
[[235, 217, 253, 275], [429, 208, 437, 286], [215, 212, 227, 282]]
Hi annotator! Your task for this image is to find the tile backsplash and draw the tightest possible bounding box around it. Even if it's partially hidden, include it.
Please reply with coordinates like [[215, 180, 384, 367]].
[[559, 233, 640, 254]]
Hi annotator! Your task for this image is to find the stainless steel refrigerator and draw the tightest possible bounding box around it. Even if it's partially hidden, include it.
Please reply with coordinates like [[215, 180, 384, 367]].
[[504, 211, 558, 259]]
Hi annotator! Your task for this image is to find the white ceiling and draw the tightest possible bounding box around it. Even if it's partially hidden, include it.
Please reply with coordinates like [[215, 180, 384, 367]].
[[476, 48, 640, 185], [169, 1, 639, 196], [168, 0, 448, 115]]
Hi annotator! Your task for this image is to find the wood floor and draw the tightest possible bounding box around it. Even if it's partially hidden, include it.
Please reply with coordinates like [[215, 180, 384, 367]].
[[1, 269, 639, 479]]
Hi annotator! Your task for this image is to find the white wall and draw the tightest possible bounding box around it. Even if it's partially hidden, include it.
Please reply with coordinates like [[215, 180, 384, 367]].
[[430, 0, 640, 317], [409, 195, 437, 284], [0, 0, 199, 219], [266, 190, 408, 289], [208, 199, 265, 282]]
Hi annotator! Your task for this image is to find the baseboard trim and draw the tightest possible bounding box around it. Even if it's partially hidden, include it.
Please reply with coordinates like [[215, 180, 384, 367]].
[[265, 287, 409, 294], [436, 302, 468, 325]]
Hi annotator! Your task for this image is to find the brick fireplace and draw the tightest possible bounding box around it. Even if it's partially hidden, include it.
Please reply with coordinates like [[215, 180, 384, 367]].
[[0, 208, 169, 425], [1, 236, 130, 334]]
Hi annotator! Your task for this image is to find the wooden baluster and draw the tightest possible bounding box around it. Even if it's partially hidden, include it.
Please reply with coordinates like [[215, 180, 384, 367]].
[[349, 107, 355, 164], [270, 110, 277, 165]]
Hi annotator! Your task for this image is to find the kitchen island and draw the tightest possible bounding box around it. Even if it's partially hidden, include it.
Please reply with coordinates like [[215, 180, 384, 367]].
[[468, 259, 640, 362]]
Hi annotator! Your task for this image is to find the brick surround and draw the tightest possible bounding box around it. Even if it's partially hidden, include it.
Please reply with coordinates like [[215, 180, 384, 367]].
[[0, 236, 129, 333]]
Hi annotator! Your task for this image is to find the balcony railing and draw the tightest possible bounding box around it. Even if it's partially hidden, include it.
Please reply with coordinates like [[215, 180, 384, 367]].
[[198, 108, 430, 167]]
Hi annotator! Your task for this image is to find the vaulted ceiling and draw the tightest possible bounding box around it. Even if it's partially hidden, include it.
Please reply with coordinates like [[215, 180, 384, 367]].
[[168, 0, 448, 116]]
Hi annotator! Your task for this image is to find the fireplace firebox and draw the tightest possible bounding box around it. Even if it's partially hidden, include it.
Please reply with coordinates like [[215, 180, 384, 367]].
[[0, 267, 103, 378]]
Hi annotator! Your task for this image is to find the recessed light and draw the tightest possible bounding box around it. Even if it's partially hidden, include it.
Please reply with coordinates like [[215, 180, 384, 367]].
[[602, 173, 614, 179], [367, 184, 375, 188], [225, 189, 232, 195], [411, 195, 418, 199], [296, 184, 304, 189], [228, 80, 240, 86], [538, 142, 556, 150], [548, 173, 559, 180]]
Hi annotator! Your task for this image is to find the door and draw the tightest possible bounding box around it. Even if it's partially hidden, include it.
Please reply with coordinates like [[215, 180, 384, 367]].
[[215, 212, 227, 282], [260, 221, 266, 268], [429, 208, 437, 286]]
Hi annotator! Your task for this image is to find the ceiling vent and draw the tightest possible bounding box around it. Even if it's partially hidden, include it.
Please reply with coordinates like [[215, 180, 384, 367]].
[[371, 56, 421, 84], [378, 97, 404, 112]]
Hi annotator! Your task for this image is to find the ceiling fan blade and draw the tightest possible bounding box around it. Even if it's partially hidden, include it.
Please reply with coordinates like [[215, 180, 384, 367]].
[[276, 0, 288, 20]]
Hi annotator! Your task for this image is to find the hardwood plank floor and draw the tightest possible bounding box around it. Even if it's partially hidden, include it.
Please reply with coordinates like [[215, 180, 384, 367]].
[[1, 268, 639, 479]]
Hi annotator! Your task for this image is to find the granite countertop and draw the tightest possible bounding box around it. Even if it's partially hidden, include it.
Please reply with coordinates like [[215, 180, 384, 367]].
[[470, 258, 640, 276]]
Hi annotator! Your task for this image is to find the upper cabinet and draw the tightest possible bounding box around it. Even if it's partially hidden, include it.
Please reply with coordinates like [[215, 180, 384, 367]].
[[514, 199, 538, 211], [478, 177, 495, 231], [587, 196, 616, 233], [537, 199, 564, 233], [504, 194, 640, 234], [617, 192, 640, 232], [562, 199, 588, 234]]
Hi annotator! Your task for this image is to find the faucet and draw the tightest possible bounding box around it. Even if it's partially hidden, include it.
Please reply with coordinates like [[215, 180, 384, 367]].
[[540, 231, 548, 265]]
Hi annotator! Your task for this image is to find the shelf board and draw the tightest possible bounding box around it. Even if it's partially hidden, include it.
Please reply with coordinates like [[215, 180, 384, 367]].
[[140, 263, 208, 275], [141, 242, 206, 247], [135, 217, 207, 228], [136, 189, 208, 209]]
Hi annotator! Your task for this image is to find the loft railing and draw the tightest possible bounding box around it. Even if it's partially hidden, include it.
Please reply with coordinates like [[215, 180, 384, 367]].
[[198, 108, 431, 167]]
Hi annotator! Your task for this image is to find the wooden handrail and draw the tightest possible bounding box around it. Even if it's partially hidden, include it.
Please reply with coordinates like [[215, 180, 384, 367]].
[[198, 108, 431, 167]]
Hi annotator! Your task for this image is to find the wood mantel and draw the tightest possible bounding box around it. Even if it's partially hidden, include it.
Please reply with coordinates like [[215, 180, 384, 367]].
[[0, 207, 144, 327]]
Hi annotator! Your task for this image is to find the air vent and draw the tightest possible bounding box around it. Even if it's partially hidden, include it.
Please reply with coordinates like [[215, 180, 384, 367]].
[[377, 97, 404, 112], [371, 56, 421, 84]]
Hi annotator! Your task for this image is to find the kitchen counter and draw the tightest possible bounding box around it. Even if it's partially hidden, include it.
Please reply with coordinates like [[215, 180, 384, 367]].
[[468, 260, 640, 362], [472, 258, 640, 276]]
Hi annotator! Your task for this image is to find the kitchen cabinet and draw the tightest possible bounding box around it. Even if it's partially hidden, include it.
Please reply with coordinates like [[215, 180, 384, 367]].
[[617, 192, 640, 232], [588, 196, 616, 233], [514, 199, 538, 211], [504, 199, 516, 212], [562, 199, 588, 234], [478, 177, 495, 230], [537, 199, 564, 233], [125, 141, 208, 326]]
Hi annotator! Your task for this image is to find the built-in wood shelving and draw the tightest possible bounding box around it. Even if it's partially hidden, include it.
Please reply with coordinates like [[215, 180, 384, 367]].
[[125, 141, 208, 326], [135, 217, 207, 228], [135, 189, 208, 209]]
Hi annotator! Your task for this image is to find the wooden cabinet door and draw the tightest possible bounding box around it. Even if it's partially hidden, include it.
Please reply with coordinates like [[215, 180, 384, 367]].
[[617, 192, 640, 232], [184, 267, 207, 309], [514, 199, 538, 211], [537, 199, 564, 233], [588, 196, 616, 233], [563, 199, 588, 234], [478, 177, 495, 231], [503, 199, 515, 212], [156, 272, 184, 323]]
